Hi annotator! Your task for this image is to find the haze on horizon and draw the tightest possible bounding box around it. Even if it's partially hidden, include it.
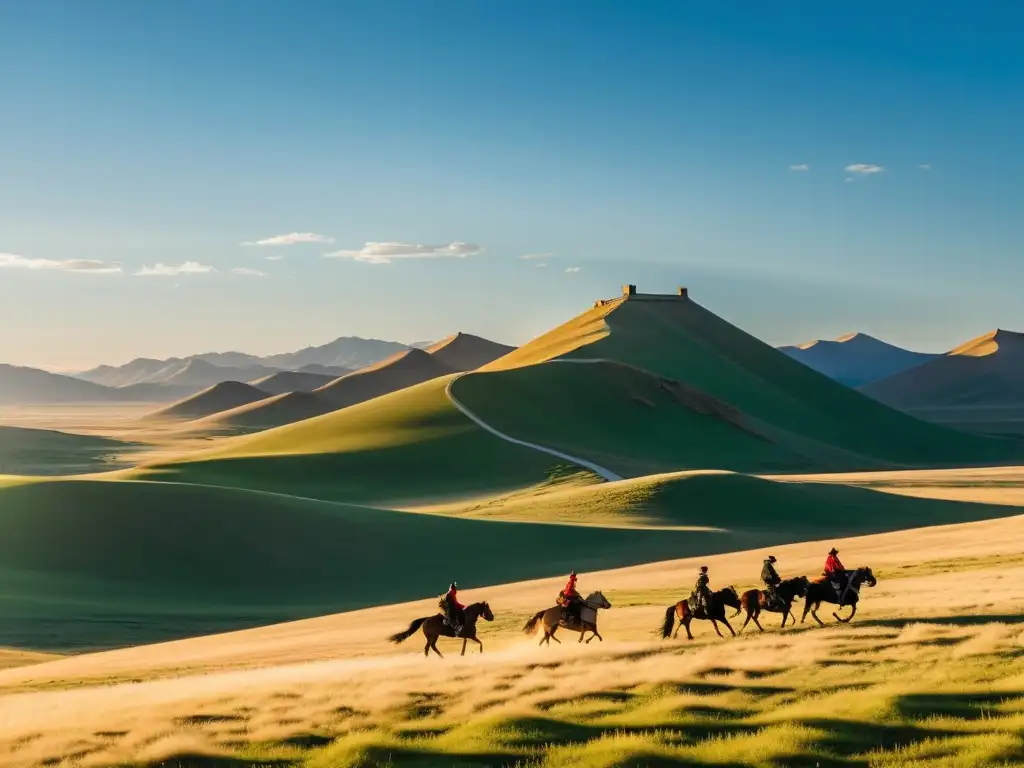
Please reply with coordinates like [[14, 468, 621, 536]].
[[2, 1, 1022, 369]]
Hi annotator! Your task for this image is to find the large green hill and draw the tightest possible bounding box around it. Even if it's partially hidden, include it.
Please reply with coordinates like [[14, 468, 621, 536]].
[[471, 296, 1024, 471]]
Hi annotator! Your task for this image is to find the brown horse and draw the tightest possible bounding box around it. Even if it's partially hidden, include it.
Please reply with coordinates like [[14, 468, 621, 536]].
[[522, 591, 612, 646], [660, 587, 741, 640], [388, 601, 494, 658], [801, 567, 877, 626], [739, 576, 810, 633]]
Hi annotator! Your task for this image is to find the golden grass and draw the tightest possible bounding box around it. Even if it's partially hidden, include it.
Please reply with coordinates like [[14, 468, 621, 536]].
[[0, 514, 1019, 767]]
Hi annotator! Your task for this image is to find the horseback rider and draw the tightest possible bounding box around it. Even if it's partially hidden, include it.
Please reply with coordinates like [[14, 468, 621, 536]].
[[692, 566, 712, 616], [560, 570, 583, 623], [444, 581, 466, 635], [761, 555, 782, 608], [823, 547, 846, 603]]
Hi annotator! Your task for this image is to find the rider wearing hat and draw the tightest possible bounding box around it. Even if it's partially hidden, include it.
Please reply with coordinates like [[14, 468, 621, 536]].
[[824, 547, 846, 604], [693, 566, 712, 616], [444, 581, 466, 635], [761, 555, 782, 608]]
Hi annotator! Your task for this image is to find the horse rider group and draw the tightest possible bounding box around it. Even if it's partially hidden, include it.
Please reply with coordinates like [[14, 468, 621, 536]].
[[443, 546, 853, 636], [689, 546, 852, 614]]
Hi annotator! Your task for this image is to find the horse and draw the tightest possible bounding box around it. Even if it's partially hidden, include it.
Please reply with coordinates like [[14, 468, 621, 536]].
[[522, 591, 612, 646], [738, 576, 810, 633], [801, 567, 877, 626], [388, 601, 494, 658], [659, 587, 741, 640]]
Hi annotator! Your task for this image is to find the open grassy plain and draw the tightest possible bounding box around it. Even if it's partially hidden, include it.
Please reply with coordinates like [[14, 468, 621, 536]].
[[0, 514, 1019, 768]]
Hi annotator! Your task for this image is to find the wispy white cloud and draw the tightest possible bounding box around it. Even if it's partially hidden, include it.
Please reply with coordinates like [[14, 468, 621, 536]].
[[0, 253, 122, 273], [535, 263, 548, 268], [325, 241, 483, 265], [788, 164, 810, 172], [919, 163, 932, 171], [243, 232, 334, 247], [845, 163, 884, 175], [520, 252, 552, 260], [231, 267, 267, 277], [264, 255, 285, 261], [135, 261, 216, 277], [565, 266, 582, 274], [845, 177, 854, 183]]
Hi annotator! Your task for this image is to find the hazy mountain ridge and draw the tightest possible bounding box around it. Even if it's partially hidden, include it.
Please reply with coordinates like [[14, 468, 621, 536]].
[[778, 332, 937, 387]]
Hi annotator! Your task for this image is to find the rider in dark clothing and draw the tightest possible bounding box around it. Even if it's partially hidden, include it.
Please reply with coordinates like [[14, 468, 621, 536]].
[[761, 555, 782, 608], [444, 582, 465, 634], [692, 566, 712, 616], [560, 570, 582, 624]]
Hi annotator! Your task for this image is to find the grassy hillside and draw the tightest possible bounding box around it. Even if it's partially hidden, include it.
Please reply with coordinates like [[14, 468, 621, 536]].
[[138, 376, 597, 504], [3, 468, 1019, 650], [452, 360, 817, 476], [0, 478, 717, 650], [249, 370, 337, 395], [0, 426, 132, 475], [483, 297, 1024, 470]]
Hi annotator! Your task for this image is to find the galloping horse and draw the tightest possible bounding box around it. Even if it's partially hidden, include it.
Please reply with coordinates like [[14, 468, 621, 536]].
[[522, 591, 612, 646], [388, 601, 494, 658], [738, 576, 810, 633], [660, 587, 741, 640], [801, 567, 877, 626]]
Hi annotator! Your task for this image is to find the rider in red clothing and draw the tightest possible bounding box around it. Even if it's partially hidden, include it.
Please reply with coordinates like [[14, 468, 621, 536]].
[[445, 582, 466, 634], [824, 548, 845, 575], [824, 548, 847, 603], [561, 570, 582, 623]]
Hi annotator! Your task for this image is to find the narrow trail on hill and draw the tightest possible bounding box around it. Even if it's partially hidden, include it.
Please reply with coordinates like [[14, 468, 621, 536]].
[[446, 364, 624, 482]]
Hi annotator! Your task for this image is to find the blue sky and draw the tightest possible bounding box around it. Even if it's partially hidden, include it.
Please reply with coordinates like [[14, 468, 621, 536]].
[[1, 1, 1022, 368]]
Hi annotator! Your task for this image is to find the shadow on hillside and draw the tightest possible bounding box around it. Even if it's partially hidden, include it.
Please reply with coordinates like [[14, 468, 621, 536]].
[[895, 691, 1024, 720], [147, 757, 290, 768]]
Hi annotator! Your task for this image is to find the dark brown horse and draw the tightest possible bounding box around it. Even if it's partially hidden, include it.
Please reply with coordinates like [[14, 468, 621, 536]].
[[388, 601, 494, 658], [522, 591, 612, 646], [801, 567, 877, 626], [739, 576, 810, 633], [660, 586, 741, 640]]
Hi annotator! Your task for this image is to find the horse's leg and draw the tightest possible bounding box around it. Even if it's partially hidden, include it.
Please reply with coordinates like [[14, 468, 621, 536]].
[[800, 597, 811, 624], [461, 638, 467, 657], [423, 638, 430, 657], [684, 617, 694, 641], [578, 629, 585, 643], [587, 628, 603, 643], [834, 602, 857, 624], [720, 616, 736, 637], [780, 603, 789, 628], [475, 637, 484, 654], [810, 601, 825, 627], [549, 627, 562, 644], [430, 637, 444, 658], [711, 619, 724, 638]]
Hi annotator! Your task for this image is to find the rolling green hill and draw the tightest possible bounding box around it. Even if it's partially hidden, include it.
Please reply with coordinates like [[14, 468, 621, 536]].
[[138, 376, 599, 504], [478, 296, 1024, 470], [0, 426, 132, 476]]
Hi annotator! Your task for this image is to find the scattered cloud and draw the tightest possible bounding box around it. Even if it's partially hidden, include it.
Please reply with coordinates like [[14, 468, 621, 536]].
[[788, 164, 809, 172], [535, 263, 548, 268], [135, 261, 216, 277], [520, 252, 553, 260], [243, 232, 334, 247], [231, 267, 267, 277], [845, 177, 854, 183], [919, 163, 932, 171], [0, 253, 122, 273], [845, 163, 884, 175], [565, 266, 582, 273], [264, 255, 285, 261], [325, 241, 483, 265]]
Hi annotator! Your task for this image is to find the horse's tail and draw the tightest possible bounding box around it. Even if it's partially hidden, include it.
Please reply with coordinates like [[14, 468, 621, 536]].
[[388, 617, 428, 644], [522, 610, 545, 635], [660, 605, 676, 639]]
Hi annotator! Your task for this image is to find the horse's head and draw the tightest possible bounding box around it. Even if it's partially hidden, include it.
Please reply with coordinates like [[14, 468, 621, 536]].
[[468, 601, 495, 622], [857, 567, 877, 588], [585, 591, 612, 610], [721, 586, 741, 607], [794, 576, 811, 596]]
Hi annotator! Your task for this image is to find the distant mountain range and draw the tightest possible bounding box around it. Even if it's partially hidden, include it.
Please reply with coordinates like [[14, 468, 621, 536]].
[[778, 333, 937, 387], [861, 329, 1024, 409]]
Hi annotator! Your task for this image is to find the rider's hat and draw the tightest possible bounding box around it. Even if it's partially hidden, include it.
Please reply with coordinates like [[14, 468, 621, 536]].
[[570, 570, 576, 576], [450, 581, 457, 589], [829, 547, 839, 555], [700, 565, 708, 572], [767, 555, 777, 563]]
